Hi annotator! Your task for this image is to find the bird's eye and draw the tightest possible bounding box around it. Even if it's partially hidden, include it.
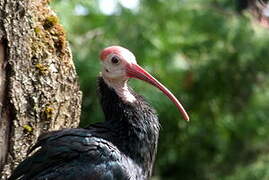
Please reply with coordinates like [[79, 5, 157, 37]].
[[111, 56, 120, 64]]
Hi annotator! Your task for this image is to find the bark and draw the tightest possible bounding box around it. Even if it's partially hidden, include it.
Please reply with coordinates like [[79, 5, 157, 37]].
[[0, 0, 82, 179]]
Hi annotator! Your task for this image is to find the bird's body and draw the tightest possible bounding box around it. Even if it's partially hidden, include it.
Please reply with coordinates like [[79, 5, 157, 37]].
[[9, 46, 188, 180], [9, 78, 159, 180], [10, 128, 142, 180]]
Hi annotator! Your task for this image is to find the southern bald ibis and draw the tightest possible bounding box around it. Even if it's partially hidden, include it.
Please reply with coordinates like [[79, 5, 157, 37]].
[[9, 46, 189, 180]]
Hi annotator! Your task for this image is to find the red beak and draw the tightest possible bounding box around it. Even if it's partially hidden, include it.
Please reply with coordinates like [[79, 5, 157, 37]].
[[126, 63, 189, 121]]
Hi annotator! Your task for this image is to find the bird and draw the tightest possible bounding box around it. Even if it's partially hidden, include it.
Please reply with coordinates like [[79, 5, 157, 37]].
[[8, 46, 189, 180]]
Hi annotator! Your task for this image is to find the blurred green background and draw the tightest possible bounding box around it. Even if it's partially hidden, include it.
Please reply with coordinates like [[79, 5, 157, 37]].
[[51, 0, 269, 179]]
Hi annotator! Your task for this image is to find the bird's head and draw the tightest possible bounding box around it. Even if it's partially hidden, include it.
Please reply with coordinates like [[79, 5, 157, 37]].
[[100, 46, 189, 121]]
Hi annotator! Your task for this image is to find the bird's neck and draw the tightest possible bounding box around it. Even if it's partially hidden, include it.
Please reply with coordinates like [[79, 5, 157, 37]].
[[102, 75, 136, 103], [98, 76, 160, 177]]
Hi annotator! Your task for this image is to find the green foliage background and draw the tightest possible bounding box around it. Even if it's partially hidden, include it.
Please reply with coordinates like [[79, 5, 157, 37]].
[[52, 0, 269, 179]]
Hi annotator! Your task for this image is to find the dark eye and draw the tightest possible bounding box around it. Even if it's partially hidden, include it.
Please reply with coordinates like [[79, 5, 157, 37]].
[[111, 56, 120, 64]]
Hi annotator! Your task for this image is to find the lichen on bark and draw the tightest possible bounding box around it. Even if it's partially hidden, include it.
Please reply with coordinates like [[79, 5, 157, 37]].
[[0, 0, 82, 179]]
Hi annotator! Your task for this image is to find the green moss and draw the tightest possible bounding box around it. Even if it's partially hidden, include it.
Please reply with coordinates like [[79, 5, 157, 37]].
[[23, 125, 33, 132], [35, 63, 48, 74], [34, 26, 41, 34], [43, 15, 58, 30], [44, 106, 54, 119]]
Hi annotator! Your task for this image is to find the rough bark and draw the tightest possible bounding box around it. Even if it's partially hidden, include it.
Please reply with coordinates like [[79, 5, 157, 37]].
[[0, 35, 10, 177], [0, 0, 82, 179]]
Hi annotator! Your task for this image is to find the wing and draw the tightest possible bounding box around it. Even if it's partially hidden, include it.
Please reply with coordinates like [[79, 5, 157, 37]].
[[8, 128, 139, 180]]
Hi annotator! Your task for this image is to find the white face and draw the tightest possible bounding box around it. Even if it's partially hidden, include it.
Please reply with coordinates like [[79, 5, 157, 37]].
[[101, 47, 137, 80]]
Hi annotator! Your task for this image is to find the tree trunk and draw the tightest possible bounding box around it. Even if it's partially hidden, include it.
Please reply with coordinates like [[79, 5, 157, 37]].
[[0, 0, 82, 179]]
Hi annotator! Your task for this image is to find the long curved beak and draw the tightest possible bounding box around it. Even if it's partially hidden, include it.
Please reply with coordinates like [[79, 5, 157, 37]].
[[126, 63, 189, 121]]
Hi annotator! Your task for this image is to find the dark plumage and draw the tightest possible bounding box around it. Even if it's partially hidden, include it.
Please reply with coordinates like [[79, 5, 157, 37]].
[[9, 46, 188, 180], [9, 77, 159, 180]]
